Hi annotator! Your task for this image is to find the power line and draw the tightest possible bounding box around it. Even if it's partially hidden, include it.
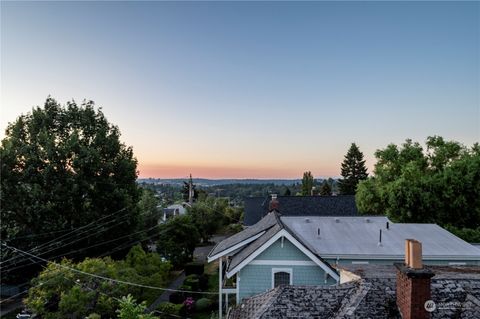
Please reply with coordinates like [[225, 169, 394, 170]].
[[1, 243, 218, 295], [1, 206, 137, 266], [2, 224, 160, 273]]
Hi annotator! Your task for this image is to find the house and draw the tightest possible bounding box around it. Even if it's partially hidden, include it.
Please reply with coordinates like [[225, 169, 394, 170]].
[[243, 195, 358, 226], [208, 196, 480, 317], [229, 240, 480, 319], [161, 204, 187, 222]]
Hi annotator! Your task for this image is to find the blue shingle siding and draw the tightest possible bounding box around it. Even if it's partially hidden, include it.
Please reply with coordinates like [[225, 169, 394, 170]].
[[255, 238, 310, 261], [237, 237, 332, 301]]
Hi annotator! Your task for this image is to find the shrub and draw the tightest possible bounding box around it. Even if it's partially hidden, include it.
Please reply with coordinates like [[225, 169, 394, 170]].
[[184, 275, 200, 291], [185, 262, 204, 276], [156, 302, 183, 316], [195, 298, 212, 312]]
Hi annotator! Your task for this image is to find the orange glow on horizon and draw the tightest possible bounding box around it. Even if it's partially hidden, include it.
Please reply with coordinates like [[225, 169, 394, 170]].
[[138, 163, 341, 179]]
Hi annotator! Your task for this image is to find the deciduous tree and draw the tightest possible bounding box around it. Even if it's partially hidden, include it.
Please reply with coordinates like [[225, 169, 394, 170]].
[[356, 137, 480, 241], [0, 98, 140, 281]]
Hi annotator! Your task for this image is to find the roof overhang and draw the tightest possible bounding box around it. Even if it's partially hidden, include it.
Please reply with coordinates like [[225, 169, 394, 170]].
[[207, 230, 266, 263]]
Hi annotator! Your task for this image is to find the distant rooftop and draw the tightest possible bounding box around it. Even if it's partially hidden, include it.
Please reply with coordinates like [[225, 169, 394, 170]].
[[243, 195, 358, 226]]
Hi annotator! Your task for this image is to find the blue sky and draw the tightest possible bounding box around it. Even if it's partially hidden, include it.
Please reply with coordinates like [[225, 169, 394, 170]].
[[1, 1, 478, 178]]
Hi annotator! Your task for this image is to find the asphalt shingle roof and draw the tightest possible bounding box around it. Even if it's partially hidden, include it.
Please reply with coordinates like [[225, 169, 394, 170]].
[[229, 265, 480, 319], [208, 211, 278, 259], [244, 195, 358, 226]]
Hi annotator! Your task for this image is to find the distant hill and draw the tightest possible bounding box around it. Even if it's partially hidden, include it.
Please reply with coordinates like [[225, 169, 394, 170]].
[[137, 178, 303, 186]]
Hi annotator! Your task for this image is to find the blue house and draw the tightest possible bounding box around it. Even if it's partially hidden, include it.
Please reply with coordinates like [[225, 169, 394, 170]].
[[208, 196, 480, 317]]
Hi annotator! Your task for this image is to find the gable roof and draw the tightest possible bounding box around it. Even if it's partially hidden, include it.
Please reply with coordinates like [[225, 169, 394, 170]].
[[229, 265, 480, 319], [208, 211, 339, 280], [281, 216, 480, 260], [244, 195, 358, 226], [207, 212, 278, 261]]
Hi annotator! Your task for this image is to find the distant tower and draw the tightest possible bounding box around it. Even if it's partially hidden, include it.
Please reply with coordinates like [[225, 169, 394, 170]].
[[188, 174, 194, 205]]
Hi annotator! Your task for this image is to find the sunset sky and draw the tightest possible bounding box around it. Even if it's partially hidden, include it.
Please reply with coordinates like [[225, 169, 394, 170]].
[[1, 1, 478, 179]]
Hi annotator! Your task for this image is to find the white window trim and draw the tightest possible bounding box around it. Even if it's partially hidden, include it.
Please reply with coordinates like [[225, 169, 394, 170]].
[[272, 268, 293, 288], [250, 260, 316, 266]]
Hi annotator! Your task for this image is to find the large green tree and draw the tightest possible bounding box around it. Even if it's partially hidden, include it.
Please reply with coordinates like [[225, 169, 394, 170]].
[[301, 171, 315, 196], [156, 215, 200, 267], [1, 98, 141, 280], [356, 137, 480, 240], [338, 143, 368, 195]]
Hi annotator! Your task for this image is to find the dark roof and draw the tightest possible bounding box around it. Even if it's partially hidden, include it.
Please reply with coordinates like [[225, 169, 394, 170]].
[[243, 195, 358, 226], [229, 265, 480, 319]]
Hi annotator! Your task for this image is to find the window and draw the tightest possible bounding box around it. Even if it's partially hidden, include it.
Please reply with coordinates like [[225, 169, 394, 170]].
[[272, 268, 292, 288]]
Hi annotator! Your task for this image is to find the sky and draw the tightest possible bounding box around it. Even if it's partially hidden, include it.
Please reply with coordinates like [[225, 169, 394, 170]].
[[1, 1, 479, 179]]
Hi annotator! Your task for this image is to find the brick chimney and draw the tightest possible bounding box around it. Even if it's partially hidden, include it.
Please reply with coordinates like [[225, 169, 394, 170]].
[[395, 239, 435, 319], [268, 194, 279, 212]]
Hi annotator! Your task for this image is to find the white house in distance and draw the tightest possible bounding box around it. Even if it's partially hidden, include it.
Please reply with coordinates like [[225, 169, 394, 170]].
[[160, 204, 187, 222], [208, 195, 480, 318]]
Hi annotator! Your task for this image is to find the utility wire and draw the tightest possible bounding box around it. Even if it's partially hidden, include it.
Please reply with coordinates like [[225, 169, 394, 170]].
[[2, 224, 160, 273], [2, 243, 218, 295]]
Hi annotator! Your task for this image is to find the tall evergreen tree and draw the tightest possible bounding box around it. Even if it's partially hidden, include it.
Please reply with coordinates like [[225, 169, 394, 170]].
[[301, 171, 315, 195], [319, 180, 332, 196], [338, 143, 368, 195]]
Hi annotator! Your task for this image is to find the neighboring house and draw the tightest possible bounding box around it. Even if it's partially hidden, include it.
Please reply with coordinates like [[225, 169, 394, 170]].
[[229, 243, 480, 319], [161, 204, 187, 222], [243, 195, 358, 226], [208, 196, 480, 318]]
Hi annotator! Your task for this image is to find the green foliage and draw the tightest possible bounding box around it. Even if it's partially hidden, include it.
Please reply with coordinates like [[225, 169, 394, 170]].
[[444, 226, 480, 243], [301, 171, 315, 196], [356, 137, 480, 240], [1, 98, 141, 281], [319, 180, 332, 196], [189, 197, 238, 243], [116, 294, 156, 319], [225, 223, 243, 235], [156, 302, 183, 316], [24, 246, 171, 318], [137, 188, 160, 237], [156, 215, 200, 267], [195, 298, 212, 312], [338, 143, 368, 195]]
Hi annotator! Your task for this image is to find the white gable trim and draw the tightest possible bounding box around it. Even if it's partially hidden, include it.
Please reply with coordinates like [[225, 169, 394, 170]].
[[207, 231, 266, 262], [226, 229, 339, 281], [250, 260, 316, 266]]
